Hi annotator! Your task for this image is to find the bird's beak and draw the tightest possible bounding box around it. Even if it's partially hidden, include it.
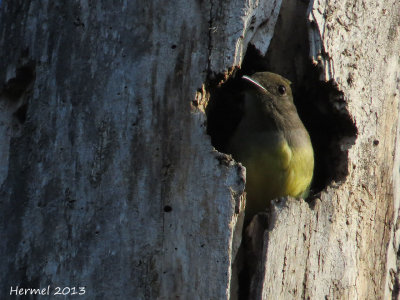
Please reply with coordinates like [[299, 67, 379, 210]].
[[242, 75, 268, 93]]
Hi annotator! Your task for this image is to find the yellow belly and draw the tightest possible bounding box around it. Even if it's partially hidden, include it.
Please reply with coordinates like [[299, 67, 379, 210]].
[[241, 138, 314, 217]]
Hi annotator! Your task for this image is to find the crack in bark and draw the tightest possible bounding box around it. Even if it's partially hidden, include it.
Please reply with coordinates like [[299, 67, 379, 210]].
[[206, 0, 214, 77]]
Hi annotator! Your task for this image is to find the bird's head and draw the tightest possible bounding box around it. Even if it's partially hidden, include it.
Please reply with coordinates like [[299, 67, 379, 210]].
[[242, 72, 296, 117]]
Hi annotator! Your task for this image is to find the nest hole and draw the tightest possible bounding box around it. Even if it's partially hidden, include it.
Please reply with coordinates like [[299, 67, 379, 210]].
[[206, 0, 357, 298], [206, 45, 357, 200]]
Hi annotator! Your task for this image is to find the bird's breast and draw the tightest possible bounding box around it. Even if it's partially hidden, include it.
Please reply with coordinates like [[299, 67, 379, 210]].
[[229, 130, 314, 200]]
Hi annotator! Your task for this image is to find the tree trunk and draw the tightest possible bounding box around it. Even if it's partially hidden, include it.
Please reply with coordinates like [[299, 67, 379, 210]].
[[1, 0, 399, 300], [253, 0, 400, 299]]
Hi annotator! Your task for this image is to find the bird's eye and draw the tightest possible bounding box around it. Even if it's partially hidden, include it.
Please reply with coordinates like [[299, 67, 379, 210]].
[[278, 85, 286, 95]]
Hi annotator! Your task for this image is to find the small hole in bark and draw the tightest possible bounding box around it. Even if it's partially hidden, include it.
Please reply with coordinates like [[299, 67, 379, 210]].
[[163, 205, 172, 212], [13, 103, 28, 124], [2, 63, 35, 101]]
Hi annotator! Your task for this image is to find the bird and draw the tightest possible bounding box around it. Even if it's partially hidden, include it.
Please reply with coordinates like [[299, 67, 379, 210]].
[[228, 72, 314, 223]]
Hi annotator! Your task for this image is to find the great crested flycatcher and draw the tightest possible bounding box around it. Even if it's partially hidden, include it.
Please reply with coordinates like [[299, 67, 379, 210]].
[[228, 72, 314, 222]]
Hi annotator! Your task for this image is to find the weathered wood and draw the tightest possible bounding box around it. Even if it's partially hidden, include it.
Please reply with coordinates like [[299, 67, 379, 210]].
[[1, 0, 400, 299], [253, 0, 400, 299], [0, 1, 280, 299]]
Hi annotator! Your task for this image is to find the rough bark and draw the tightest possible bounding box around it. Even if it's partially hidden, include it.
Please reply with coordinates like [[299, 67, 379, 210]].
[[255, 0, 400, 299], [0, 1, 278, 299], [1, 0, 400, 299]]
